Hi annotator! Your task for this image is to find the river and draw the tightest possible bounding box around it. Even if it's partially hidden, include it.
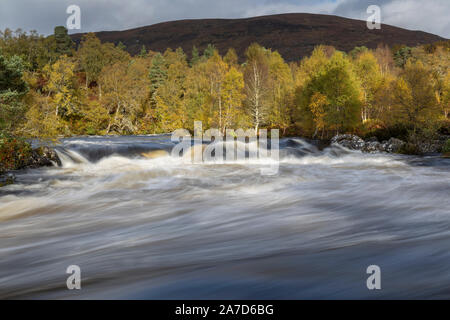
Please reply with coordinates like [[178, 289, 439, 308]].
[[0, 135, 449, 299]]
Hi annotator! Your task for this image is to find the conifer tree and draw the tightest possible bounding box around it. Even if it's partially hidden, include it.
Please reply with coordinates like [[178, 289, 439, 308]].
[[190, 46, 200, 66], [54, 26, 73, 56], [138, 45, 147, 58], [0, 52, 28, 132], [149, 53, 168, 110]]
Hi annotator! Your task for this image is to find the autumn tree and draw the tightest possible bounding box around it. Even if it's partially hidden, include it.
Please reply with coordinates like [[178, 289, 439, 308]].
[[349, 46, 368, 59], [224, 48, 238, 67], [151, 49, 189, 132], [442, 72, 450, 119], [266, 50, 294, 134], [298, 51, 362, 135], [244, 43, 270, 134], [308, 92, 327, 138], [78, 33, 103, 88], [221, 66, 246, 131], [78, 33, 129, 96], [374, 44, 395, 76], [100, 58, 150, 134], [412, 45, 450, 119], [391, 60, 439, 131], [184, 58, 212, 129], [0, 29, 58, 71], [354, 50, 382, 122], [42, 54, 80, 134], [293, 46, 330, 134], [205, 51, 228, 131]]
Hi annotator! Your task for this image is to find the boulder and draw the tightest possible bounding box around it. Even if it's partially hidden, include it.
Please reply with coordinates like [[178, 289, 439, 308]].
[[330, 134, 365, 150], [27, 146, 62, 168], [382, 138, 405, 153], [362, 140, 384, 153], [409, 135, 450, 154], [331, 134, 406, 153]]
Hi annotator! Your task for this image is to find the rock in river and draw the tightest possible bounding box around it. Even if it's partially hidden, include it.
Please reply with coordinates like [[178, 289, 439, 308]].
[[331, 134, 405, 153]]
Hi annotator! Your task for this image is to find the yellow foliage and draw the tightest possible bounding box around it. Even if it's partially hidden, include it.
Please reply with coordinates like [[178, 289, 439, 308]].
[[309, 92, 328, 138]]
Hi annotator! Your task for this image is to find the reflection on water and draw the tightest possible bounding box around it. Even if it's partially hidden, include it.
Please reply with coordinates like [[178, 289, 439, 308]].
[[0, 135, 449, 299]]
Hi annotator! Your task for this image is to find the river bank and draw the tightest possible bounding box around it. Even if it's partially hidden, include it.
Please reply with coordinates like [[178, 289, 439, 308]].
[[0, 138, 60, 186]]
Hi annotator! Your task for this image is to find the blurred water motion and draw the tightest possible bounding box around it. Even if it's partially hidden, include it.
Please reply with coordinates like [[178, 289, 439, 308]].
[[0, 135, 449, 299]]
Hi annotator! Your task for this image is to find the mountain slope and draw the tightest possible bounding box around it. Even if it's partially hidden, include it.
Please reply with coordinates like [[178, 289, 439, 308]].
[[71, 13, 446, 61]]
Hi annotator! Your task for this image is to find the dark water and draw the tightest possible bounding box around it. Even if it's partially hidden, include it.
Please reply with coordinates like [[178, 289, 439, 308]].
[[0, 135, 449, 299]]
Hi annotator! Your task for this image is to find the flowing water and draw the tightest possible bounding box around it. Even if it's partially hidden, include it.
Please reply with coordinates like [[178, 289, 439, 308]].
[[0, 135, 449, 299]]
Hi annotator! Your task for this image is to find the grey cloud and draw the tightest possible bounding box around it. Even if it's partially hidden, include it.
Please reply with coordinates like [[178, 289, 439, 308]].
[[333, 0, 450, 37]]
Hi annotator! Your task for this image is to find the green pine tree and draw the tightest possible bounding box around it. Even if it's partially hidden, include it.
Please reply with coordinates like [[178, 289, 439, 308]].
[[0, 52, 28, 132], [149, 53, 167, 108], [117, 41, 127, 51], [54, 26, 73, 56], [139, 45, 147, 57], [190, 46, 200, 66], [203, 44, 216, 60]]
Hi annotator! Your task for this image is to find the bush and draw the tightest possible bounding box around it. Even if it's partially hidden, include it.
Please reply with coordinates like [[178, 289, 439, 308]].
[[398, 143, 421, 155], [358, 119, 385, 138], [367, 123, 412, 142], [442, 139, 450, 153], [437, 120, 450, 135], [0, 134, 33, 173]]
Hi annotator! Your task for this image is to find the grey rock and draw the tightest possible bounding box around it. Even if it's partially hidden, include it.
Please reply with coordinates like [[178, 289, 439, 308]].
[[26, 146, 62, 168], [362, 141, 384, 153], [383, 138, 405, 153], [331, 134, 406, 153], [331, 134, 365, 150]]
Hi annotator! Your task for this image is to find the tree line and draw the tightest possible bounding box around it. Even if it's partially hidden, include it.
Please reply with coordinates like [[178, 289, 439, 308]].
[[1, 27, 449, 144]]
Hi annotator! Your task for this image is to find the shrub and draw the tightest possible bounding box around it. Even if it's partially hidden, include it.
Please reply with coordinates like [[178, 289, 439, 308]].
[[358, 119, 385, 138], [0, 135, 33, 172], [368, 123, 411, 142], [442, 139, 450, 153], [398, 142, 421, 155], [437, 120, 450, 135]]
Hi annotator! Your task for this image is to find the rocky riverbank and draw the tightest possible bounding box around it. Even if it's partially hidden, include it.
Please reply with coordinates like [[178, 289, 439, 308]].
[[330, 134, 450, 155], [0, 146, 61, 186]]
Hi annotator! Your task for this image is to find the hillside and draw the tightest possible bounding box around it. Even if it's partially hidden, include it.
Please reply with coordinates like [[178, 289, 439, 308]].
[[73, 13, 446, 61]]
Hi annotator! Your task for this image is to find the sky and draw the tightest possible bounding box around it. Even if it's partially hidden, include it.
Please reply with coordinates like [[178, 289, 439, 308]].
[[0, 0, 449, 38]]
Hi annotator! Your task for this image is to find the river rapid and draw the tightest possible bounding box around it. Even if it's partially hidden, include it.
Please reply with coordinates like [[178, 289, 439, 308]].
[[0, 135, 449, 299]]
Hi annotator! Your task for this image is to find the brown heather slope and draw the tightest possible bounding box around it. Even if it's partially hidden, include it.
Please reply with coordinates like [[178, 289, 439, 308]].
[[70, 13, 446, 61]]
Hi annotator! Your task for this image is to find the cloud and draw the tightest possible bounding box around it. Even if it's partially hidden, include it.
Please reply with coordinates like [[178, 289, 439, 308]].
[[333, 0, 450, 37], [0, 0, 448, 38]]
